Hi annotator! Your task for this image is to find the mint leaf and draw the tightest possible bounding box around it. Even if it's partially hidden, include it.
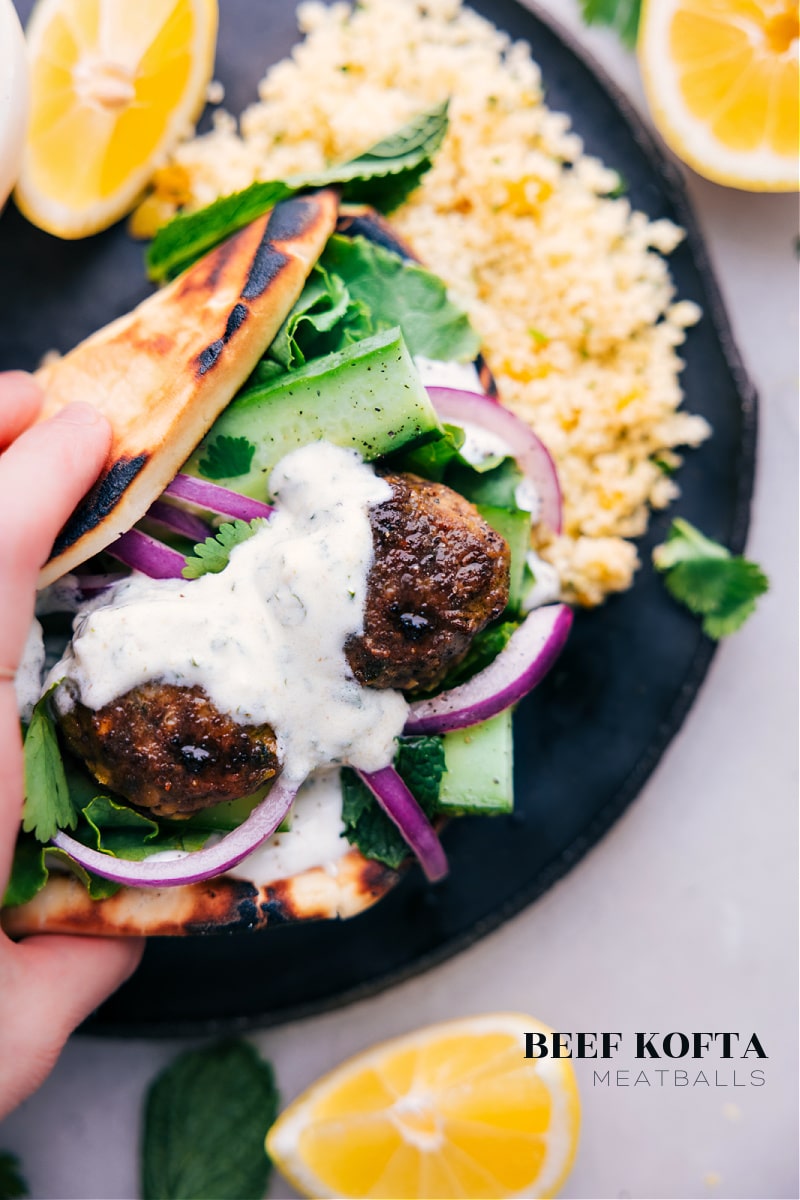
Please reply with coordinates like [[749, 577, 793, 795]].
[[146, 103, 449, 283], [22, 687, 77, 843], [580, 0, 642, 46], [146, 181, 292, 284], [183, 519, 265, 580], [0, 1152, 28, 1200], [342, 737, 445, 868], [198, 435, 256, 480], [141, 1041, 278, 1200], [653, 518, 768, 639], [320, 234, 480, 362]]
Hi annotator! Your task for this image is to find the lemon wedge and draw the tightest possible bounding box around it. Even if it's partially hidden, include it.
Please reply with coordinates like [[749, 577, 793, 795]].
[[266, 1012, 581, 1199], [639, 0, 799, 191], [15, 0, 218, 238]]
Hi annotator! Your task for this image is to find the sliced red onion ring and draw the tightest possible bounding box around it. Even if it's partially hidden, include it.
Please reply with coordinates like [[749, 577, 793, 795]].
[[51, 774, 301, 888], [405, 604, 572, 735], [106, 529, 186, 579], [165, 474, 274, 522], [426, 386, 563, 534], [146, 500, 212, 544], [356, 765, 448, 882]]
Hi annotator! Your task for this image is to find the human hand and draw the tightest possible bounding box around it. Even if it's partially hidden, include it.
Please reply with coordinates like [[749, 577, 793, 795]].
[[0, 371, 144, 1119]]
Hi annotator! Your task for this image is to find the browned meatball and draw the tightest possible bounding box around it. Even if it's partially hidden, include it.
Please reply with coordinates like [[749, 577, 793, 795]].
[[59, 682, 279, 818], [346, 471, 510, 692]]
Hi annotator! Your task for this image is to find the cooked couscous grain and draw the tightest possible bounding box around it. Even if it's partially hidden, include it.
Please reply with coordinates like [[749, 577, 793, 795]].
[[142, 0, 711, 605]]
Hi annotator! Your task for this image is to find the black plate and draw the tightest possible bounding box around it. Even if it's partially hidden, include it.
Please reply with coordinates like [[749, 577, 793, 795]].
[[3, 0, 756, 1036]]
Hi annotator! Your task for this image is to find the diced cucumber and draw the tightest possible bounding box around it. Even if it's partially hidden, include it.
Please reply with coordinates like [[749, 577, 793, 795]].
[[182, 784, 293, 833], [477, 504, 532, 614], [184, 327, 443, 499], [437, 711, 513, 815]]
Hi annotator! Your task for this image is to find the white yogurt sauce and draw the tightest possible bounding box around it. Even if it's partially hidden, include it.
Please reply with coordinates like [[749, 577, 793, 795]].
[[413, 355, 482, 393], [14, 619, 45, 721], [225, 769, 347, 885], [50, 443, 409, 784], [521, 550, 561, 610]]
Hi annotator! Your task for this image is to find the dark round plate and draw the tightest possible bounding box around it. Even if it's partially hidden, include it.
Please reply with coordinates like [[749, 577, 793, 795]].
[[3, 0, 755, 1036]]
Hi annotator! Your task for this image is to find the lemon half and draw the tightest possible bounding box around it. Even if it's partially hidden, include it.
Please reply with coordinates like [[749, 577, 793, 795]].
[[15, 0, 218, 238], [267, 1012, 581, 1199], [639, 0, 799, 191]]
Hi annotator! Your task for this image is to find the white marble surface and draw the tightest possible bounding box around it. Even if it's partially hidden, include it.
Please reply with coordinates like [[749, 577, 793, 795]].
[[1, 3, 798, 1197]]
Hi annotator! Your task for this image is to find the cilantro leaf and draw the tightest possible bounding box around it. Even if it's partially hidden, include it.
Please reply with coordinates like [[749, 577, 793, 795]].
[[579, 0, 642, 47], [198, 435, 256, 480], [653, 518, 768, 639], [3, 834, 120, 906], [182, 519, 265, 579], [0, 1152, 28, 1200], [146, 103, 449, 283], [21, 687, 77, 843], [341, 737, 445, 869], [141, 1041, 279, 1200]]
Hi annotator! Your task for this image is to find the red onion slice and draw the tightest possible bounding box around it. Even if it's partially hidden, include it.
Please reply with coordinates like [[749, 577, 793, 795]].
[[51, 774, 301, 888], [356, 766, 448, 882], [165, 474, 274, 522], [426, 386, 563, 534], [106, 529, 186, 579], [405, 604, 572, 735], [146, 500, 212, 544]]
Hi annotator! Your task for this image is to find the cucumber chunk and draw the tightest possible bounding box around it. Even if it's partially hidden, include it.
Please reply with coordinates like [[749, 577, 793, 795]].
[[184, 327, 443, 499], [438, 711, 513, 815]]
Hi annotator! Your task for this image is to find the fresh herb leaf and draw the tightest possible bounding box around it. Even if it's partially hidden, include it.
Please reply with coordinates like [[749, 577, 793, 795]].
[[320, 234, 480, 362], [3, 834, 120, 908], [198, 435, 256, 480], [267, 263, 355, 370], [141, 1040, 279, 1200], [183, 519, 265, 579], [653, 518, 768, 638], [434, 621, 519, 693], [341, 737, 445, 869], [147, 103, 449, 283], [146, 180, 292, 284], [0, 1152, 28, 1200], [22, 687, 77, 843], [580, 0, 642, 46], [446, 455, 525, 508], [606, 171, 628, 198]]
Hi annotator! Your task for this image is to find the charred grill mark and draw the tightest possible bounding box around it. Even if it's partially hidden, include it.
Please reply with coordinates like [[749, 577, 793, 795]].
[[194, 301, 250, 377], [51, 454, 148, 557], [175, 232, 240, 297], [264, 194, 322, 245], [336, 208, 417, 261]]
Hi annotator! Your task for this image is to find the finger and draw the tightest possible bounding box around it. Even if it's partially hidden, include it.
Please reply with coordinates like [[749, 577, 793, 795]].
[[0, 935, 144, 1117], [0, 372, 44, 448], [0, 403, 111, 673], [0, 686, 24, 884]]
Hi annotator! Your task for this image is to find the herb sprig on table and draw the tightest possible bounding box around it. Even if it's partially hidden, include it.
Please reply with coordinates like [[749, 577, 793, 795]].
[[147, 101, 449, 283], [0, 1153, 28, 1200], [579, 0, 642, 47]]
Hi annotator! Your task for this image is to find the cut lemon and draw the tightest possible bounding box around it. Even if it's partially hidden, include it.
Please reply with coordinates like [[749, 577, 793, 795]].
[[15, 0, 218, 238], [639, 0, 799, 191], [266, 1013, 581, 1199]]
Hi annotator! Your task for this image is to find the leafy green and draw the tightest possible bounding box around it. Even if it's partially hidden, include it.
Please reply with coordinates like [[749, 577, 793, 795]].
[[266, 263, 362, 370], [2, 834, 120, 907], [434, 621, 519, 694], [579, 0, 642, 47], [446, 456, 525, 509], [141, 1040, 279, 1200], [341, 737, 446, 869], [320, 235, 480, 362], [146, 102, 449, 283], [653, 518, 768, 639], [182, 519, 265, 579], [0, 1152, 28, 1200], [22, 687, 77, 843], [198, 435, 256, 480], [76, 795, 210, 861]]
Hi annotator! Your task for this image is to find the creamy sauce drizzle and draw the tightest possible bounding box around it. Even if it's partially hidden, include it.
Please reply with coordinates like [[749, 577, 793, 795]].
[[51, 443, 409, 783]]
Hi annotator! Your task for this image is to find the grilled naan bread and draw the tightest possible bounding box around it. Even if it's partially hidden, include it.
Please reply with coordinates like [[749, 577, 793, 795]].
[[37, 189, 339, 587]]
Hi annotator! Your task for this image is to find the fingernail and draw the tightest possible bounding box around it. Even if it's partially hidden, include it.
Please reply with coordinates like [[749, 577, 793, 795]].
[[54, 402, 103, 426]]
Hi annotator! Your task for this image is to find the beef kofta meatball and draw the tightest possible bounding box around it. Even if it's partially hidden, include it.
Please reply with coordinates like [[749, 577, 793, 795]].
[[346, 471, 510, 692], [59, 682, 279, 818]]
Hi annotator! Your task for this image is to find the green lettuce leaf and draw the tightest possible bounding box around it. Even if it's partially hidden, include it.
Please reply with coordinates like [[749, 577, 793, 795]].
[[141, 1041, 279, 1200], [341, 737, 445, 869]]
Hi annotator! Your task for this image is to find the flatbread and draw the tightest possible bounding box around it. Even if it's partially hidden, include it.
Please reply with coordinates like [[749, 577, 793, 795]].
[[37, 189, 339, 587], [2, 849, 401, 938]]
